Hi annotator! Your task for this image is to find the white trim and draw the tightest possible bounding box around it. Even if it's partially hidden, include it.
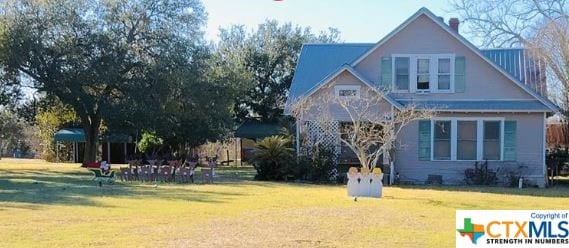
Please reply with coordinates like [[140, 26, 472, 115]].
[[349, 7, 560, 113], [391, 54, 455, 93], [476, 120, 484, 161], [299, 65, 403, 109], [543, 112, 547, 187], [334, 85, 361, 97], [430, 117, 505, 161], [450, 120, 457, 160]]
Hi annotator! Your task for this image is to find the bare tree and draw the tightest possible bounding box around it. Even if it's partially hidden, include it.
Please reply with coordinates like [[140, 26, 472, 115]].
[[291, 85, 433, 183], [451, 0, 569, 112]]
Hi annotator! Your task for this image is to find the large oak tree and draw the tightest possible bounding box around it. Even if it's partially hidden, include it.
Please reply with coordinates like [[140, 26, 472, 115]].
[[214, 21, 341, 122], [0, 0, 209, 163]]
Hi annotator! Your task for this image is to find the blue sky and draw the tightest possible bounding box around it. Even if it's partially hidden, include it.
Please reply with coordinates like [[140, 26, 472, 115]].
[[202, 0, 460, 43]]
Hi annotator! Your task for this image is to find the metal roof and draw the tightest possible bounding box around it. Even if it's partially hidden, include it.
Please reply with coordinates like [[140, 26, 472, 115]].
[[287, 43, 373, 102], [397, 100, 550, 112], [54, 128, 132, 143], [234, 121, 285, 139], [481, 48, 546, 96], [54, 128, 85, 142]]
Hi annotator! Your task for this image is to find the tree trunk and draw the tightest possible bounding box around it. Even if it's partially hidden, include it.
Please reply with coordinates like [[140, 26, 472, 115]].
[[82, 115, 101, 165]]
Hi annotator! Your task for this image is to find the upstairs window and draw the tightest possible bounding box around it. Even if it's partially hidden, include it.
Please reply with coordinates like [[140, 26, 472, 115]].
[[394, 57, 410, 90], [417, 58, 430, 90], [391, 54, 454, 93], [438, 58, 451, 90], [334, 85, 360, 97]]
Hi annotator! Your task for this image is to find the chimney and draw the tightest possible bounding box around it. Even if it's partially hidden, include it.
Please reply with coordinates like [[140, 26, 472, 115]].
[[449, 18, 459, 32]]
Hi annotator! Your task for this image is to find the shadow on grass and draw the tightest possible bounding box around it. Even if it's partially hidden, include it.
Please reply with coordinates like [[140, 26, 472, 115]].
[[0, 168, 253, 208], [393, 184, 569, 198]]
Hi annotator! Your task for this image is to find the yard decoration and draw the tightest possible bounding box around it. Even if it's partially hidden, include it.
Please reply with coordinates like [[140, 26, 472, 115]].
[[85, 161, 115, 187], [347, 167, 383, 198]]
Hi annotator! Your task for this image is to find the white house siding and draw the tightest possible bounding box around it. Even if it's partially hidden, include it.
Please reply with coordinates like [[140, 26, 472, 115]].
[[354, 14, 536, 101], [394, 112, 546, 187]]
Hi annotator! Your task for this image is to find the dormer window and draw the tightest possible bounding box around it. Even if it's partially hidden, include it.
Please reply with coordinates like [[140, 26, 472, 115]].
[[392, 54, 455, 93], [394, 57, 410, 90], [416, 58, 430, 90], [335, 85, 360, 97], [438, 58, 451, 90]]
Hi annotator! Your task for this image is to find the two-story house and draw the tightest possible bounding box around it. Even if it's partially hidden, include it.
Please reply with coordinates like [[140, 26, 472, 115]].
[[284, 8, 559, 187]]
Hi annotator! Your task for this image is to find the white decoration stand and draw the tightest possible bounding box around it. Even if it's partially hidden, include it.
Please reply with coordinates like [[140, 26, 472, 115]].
[[347, 172, 383, 198]]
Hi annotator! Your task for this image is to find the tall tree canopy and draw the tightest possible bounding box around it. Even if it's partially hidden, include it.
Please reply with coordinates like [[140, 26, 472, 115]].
[[452, 0, 569, 113], [0, 0, 223, 163], [214, 21, 341, 122]]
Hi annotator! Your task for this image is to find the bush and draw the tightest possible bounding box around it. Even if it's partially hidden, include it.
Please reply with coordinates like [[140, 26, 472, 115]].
[[252, 136, 294, 181], [307, 146, 337, 182], [464, 161, 497, 185], [497, 164, 530, 187], [293, 145, 338, 183]]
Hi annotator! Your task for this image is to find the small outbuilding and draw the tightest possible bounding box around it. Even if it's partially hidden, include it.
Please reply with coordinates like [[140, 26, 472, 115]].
[[54, 128, 135, 163]]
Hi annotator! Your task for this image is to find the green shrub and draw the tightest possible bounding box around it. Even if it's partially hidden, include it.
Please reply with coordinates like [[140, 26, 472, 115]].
[[306, 146, 337, 182], [464, 161, 497, 185], [293, 145, 338, 182], [252, 136, 294, 181]]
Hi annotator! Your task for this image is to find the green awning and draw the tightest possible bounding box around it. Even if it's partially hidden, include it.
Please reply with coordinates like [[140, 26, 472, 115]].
[[54, 128, 132, 143], [54, 128, 85, 142], [234, 122, 285, 139]]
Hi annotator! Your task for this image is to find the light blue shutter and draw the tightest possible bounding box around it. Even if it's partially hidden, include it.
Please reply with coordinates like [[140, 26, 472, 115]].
[[380, 56, 392, 89], [455, 56, 465, 93], [504, 121, 517, 161], [418, 120, 431, 161]]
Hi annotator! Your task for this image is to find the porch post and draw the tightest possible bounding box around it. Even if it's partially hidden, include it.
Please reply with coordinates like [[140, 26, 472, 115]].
[[107, 141, 111, 163], [388, 106, 395, 185], [124, 142, 127, 163], [73, 142, 76, 163], [295, 119, 301, 159]]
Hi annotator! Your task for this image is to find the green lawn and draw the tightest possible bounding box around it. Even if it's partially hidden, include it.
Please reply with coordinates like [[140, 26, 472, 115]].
[[1, 158, 569, 247]]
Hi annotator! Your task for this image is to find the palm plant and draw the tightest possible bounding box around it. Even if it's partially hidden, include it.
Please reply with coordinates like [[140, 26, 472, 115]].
[[253, 135, 294, 180]]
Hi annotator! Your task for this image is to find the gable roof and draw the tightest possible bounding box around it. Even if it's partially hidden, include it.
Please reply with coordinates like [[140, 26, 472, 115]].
[[301, 64, 403, 109], [287, 43, 373, 102], [348, 7, 559, 113]]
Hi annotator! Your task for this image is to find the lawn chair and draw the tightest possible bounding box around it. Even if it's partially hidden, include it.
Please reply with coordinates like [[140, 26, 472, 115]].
[[119, 167, 134, 182], [201, 167, 213, 184], [157, 166, 173, 182], [176, 167, 194, 183], [128, 160, 142, 181], [89, 168, 115, 187], [139, 166, 154, 182]]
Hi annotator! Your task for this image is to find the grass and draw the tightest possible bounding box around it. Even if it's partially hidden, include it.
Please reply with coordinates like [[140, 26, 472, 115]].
[[1, 158, 569, 247]]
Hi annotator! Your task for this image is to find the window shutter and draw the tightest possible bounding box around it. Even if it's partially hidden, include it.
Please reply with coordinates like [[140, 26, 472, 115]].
[[504, 121, 517, 161], [455, 56, 465, 93], [418, 120, 431, 161], [380, 56, 392, 89]]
